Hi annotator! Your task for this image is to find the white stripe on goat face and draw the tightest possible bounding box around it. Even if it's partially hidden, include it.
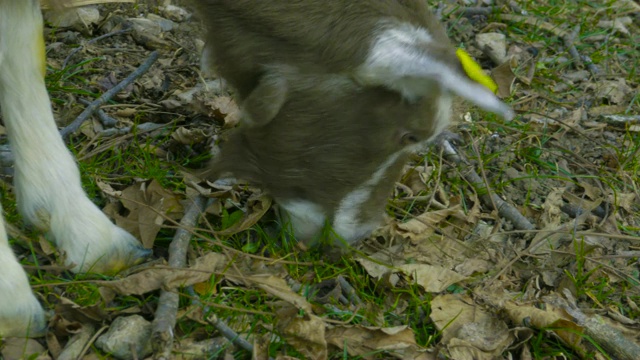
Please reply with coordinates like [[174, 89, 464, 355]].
[[332, 150, 405, 245], [331, 91, 453, 245], [357, 22, 513, 121]]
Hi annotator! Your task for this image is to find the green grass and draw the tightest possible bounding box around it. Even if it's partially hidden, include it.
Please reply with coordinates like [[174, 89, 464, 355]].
[[2, 0, 640, 358]]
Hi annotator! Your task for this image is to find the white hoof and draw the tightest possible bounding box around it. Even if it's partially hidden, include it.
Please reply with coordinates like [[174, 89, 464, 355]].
[[47, 197, 150, 274], [0, 243, 47, 338]]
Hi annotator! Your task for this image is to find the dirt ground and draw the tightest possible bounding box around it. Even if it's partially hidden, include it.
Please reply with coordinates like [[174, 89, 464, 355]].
[[1, 1, 639, 359]]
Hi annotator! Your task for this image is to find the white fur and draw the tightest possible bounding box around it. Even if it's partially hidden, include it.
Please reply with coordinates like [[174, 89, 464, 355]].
[[0, 0, 145, 337], [278, 199, 326, 243], [0, 204, 47, 338], [356, 23, 514, 121], [333, 151, 405, 244]]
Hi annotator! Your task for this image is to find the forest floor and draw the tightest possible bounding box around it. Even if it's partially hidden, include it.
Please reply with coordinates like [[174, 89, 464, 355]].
[[1, 0, 639, 359]]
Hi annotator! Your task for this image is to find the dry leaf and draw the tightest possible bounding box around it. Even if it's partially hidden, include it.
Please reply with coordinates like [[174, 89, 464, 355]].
[[206, 95, 241, 128], [491, 60, 516, 98], [398, 264, 467, 293], [242, 274, 313, 314], [215, 193, 272, 236], [172, 126, 209, 145], [396, 205, 462, 242], [504, 301, 584, 350], [430, 294, 512, 359], [275, 302, 327, 360], [325, 325, 432, 359], [99, 252, 227, 295], [107, 179, 184, 248], [1, 338, 46, 359], [594, 78, 633, 105]]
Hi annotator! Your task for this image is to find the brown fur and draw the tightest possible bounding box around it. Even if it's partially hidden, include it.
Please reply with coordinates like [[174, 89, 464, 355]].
[[194, 0, 459, 126], [205, 69, 442, 244]]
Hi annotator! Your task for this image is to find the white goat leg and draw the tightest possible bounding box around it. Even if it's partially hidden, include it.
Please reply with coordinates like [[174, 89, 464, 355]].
[[0, 204, 47, 338], [0, 0, 147, 274]]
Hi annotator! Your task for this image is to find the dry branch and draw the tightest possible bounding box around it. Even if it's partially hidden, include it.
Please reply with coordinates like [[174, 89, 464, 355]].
[[63, 27, 133, 68], [60, 50, 160, 139], [551, 291, 640, 360], [151, 195, 208, 360], [440, 140, 535, 231]]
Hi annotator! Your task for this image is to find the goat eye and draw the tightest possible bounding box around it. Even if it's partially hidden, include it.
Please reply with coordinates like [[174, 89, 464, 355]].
[[402, 133, 419, 144]]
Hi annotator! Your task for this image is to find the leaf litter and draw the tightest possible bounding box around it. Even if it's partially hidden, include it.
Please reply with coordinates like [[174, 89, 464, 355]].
[[2, 0, 640, 359]]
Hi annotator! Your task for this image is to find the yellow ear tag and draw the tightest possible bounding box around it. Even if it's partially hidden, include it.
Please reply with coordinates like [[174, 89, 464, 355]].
[[456, 48, 498, 94]]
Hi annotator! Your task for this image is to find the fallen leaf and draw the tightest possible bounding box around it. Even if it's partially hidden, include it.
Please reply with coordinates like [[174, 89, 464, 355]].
[[325, 325, 433, 359], [99, 252, 227, 295], [106, 179, 184, 248], [172, 126, 209, 145], [594, 78, 633, 104], [275, 302, 327, 360], [242, 274, 313, 314], [431, 294, 513, 360], [491, 60, 516, 98], [1, 338, 46, 359], [398, 264, 467, 293], [215, 193, 271, 236]]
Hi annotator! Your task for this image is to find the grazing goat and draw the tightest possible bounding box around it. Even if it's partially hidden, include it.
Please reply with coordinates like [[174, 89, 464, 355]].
[[197, 1, 513, 246], [0, 0, 147, 338], [207, 67, 452, 246]]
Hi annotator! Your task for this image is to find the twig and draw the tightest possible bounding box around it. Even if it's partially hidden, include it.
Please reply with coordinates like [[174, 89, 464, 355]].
[[563, 25, 585, 69], [206, 313, 255, 354], [78, 98, 118, 127], [62, 27, 132, 69], [337, 275, 363, 306], [60, 50, 159, 139], [550, 290, 640, 360], [458, 7, 495, 16], [498, 14, 601, 75], [439, 140, 535, 231], [99, 122, 166, 137], [151, 195, 208, 360]]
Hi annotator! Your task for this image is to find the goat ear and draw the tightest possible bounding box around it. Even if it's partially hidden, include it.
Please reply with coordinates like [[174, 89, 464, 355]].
[[357, 27, 514, 121]]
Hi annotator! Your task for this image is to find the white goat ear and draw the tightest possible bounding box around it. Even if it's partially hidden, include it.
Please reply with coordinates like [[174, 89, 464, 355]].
[[356, 25, 514, 121]]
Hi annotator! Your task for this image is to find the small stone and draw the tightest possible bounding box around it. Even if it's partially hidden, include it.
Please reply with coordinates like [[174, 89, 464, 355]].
[[128, 18, 163, 37], [476, 32, 507, 65], [147, 13, 176, 32], [96, 315, 152, 360], [160, 5, 192, 22], [45, 6, 101, 29]]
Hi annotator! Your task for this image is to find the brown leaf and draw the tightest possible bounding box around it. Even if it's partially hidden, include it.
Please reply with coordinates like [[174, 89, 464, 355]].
[[172, 126, 209, 145], [240, 274, 313, 314], [431, 294, 513, 359], [491, 60, 516, 98], [106, 179, 184, 248], [206, 95, 241, 128], [215, 193, 272, 236], [325, 325, 432, 359], [1, 338, 46, 359], [275, 302, 327, 360], [398, 264, 467, 293], [98, 252, 227, 295]]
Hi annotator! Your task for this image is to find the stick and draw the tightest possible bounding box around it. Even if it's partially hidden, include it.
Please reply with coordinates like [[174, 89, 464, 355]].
[[439, 140, 535, 231], [78, 98, 118, 127], [151, 195, 208, 360], [60, 50, 159, 139], [552, 290, 640, 360], [62, 27, 132, 69]]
